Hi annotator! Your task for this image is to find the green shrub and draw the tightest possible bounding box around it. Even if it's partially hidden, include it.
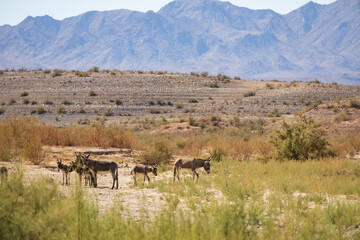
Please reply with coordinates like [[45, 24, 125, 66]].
[[115, 99, 123, 105], [150, 109, 161, 114], [103, 107, 113, 116], [62, 100, 72, 105], [91, 66, 100, 72], [52, 69, 62, 77], [8, 98, 16, 105], [88, 90, 96, 96], [350, 98, 360, 108], [176, 139, 186, 149], [271, 116, 331, 161], [140, 140, 172, 165], [57, 106, 66, 114], [333, 111, 351, 123], [35, 106, 47, 115], [20, 91, 29, 97], [76, 71, 90, 77], [22, 99, 30, 105], [44, 99, 53, 105], [243, 91, 255, 97]]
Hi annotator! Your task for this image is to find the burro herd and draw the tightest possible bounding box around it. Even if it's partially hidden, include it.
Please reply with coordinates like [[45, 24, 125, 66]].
[[53, 153, 212, 188]]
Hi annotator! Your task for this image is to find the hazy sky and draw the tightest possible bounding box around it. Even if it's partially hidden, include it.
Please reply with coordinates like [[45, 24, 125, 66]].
[[0, 0, 337, 26]]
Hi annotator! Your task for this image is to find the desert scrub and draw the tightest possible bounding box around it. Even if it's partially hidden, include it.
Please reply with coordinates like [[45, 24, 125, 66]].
[[20, 91, 29, 97], [175, 103, 184, 109], [57, 106, 66, 114], [22, 98, 30, 105], [103, 107, 113, 116], [140, 139, 172, 165], [61, 100, 72, 105], [31, 100, 38, 105], [271, 115, 331, 161], [52, 69, 62, 77], [243, 91, 256, 97], [188, 98, 198, 103], [350, 98, 360, 108], [8, 98, 16, 105], [150, 109, 161, 114], [43, 69, 51, 74], [88, 90, 97, 96], [0, 108, 4, 115], [44, 99, 53, 105], [333, 111, 351, 123], [76, 71, 90, 77], [32, 106, 47, 115]]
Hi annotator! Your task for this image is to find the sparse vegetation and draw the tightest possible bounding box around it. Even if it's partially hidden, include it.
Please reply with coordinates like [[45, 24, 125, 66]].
[[57, 106, 66, 114], [20, 91, 29, 97], [61, 100, 72, 105], [103, 107, 113, 116], [52, 69, 63, 77], [243, 91, 256, 97], [88, 90, 97, 96], [76, 71, 90, 77], [271, 116, 332, 161]]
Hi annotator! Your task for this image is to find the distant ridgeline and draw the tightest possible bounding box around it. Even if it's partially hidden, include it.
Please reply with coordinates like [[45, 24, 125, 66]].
[[0, 0, 359, 85]]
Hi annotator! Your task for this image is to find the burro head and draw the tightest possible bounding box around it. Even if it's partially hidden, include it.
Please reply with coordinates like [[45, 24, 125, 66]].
[[153, 165, 158, 176], [204, 158, 211, 174], [56, 159, 62, 172]]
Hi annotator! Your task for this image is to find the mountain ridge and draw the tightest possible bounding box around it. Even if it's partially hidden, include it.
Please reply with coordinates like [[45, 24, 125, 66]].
[[0, 0, 359, 85]]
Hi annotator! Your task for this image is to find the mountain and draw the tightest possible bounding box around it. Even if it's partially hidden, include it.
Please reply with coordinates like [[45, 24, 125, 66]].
[[0, 0, 359, 84]]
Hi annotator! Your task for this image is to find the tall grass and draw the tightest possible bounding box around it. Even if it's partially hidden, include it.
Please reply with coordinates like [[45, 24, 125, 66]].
[[1, 166, 359, 239]]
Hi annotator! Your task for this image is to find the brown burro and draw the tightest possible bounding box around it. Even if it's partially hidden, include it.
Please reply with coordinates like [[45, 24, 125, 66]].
[[173, 157, 211, 181], [56, 159, 73, 186], [130, 164, 158, 185], [81, 154, 119, 189]]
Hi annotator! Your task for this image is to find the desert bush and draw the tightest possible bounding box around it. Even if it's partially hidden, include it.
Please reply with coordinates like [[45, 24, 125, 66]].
[[0, 108, 4, 115], [103, 107, 113, 116], [115, 99, 123, 105], [22, 98, 30, 105], [76, 71, 90, 77], [176, 139, 186, 149], [188, 99, 198, 103], [62, 100, 72, 105], [267, 108, 281, 118], [201, 71, 209, 77], [140, 140, 172, 165], [44, 99, 53, 105], [20, 91, 29, 97], [206, 81, 219, 88], [52, 69, 62, 77], [271, 116, 331, 161], [243, 91, 255, 97], [210, 146, 226, 162], [91, 66, 100, 72], [88, 90, 97, 96], [349, 98, 360, 108], [31, 100, 38, 105], [57, 106, 66, 114], [150, 109, 161, 114], [43, 69, 51, 74], [265, 83, 274, 90], [34, 106, 47, 115], [333, 111, 351, 123], [8, 98, 16, 105], [175, 103, 184, 109]]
